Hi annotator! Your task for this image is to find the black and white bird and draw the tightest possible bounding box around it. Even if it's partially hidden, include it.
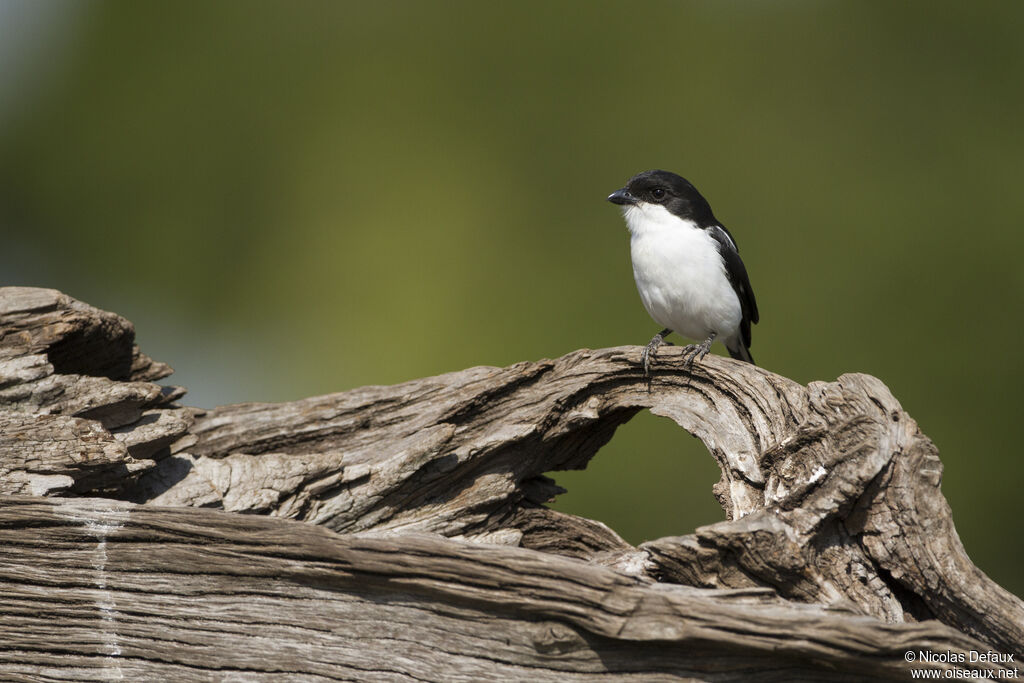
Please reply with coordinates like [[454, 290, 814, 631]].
[[607, 169, 759, 373]]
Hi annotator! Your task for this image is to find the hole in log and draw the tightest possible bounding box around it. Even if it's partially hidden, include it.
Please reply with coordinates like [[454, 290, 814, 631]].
[[47, 325, 135, 380], [546, 410, 724, 545]]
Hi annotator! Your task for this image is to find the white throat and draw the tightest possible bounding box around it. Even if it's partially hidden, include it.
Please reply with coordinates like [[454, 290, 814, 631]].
[[621, 202, 699, 237]]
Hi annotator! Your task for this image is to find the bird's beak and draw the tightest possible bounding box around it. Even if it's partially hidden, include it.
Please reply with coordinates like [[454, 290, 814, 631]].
[[607, 188, 637, 205]]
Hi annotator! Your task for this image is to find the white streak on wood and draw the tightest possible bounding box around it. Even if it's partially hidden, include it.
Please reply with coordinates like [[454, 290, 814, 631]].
[[54, 500, 130, 679]]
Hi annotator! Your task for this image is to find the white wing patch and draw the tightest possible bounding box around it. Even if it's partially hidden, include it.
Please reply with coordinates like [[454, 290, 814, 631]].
[[708, 225, 737, 252]]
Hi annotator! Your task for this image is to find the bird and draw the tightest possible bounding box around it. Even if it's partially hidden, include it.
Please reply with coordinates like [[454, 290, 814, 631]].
[[607, 169, 758, 374]]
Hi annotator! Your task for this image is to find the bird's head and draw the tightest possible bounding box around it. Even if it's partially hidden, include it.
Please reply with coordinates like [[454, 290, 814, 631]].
[[607, 169, 714, 226]]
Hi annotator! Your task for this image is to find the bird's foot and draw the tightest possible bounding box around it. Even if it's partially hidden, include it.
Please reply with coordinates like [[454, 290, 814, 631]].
[[681, 332, 717, 369], [641, 328, 672, 376]]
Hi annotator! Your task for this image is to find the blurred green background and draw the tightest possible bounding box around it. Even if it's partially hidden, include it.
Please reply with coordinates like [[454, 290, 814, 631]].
[[1, 1, 1021, 595]]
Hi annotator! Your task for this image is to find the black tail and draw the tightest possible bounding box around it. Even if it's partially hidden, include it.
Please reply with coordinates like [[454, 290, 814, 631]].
[[727, 342, 755, 365]]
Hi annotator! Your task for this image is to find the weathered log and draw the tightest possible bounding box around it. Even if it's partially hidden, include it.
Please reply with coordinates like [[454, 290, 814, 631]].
[[0, 286, 1020, 681]]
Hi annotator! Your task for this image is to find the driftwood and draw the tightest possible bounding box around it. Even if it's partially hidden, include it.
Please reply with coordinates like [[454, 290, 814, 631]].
[[0, 286, 1020, 681]]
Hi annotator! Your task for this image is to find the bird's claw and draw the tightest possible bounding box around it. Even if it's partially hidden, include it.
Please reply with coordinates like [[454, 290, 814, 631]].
[[641, 332, 667, 376], [681, 334, 716, 369], [641, 341, 657, 376]]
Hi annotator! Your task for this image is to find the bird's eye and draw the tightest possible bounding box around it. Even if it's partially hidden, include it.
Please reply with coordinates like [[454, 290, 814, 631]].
[[651, 188, 666, 200]]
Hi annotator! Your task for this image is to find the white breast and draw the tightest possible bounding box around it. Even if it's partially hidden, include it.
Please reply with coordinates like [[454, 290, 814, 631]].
[[624, 203, 742, 342]]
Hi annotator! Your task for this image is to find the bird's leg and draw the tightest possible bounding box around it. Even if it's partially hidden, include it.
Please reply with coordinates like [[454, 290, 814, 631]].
[[682, 332, 717, 369], [641, 328, 672, 375]]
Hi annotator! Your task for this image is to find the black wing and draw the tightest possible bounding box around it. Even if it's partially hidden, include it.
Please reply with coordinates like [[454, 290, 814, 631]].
[[707, 224, 759, 350]]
